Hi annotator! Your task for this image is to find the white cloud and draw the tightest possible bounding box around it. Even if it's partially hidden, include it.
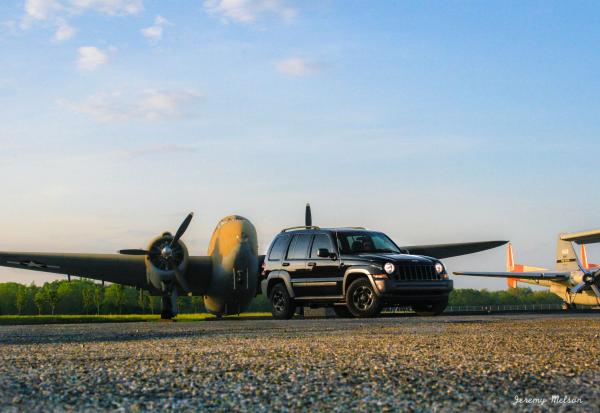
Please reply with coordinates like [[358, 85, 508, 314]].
[[24, 0, 62, 20], [77, 46, 108, 70], [60, 89, 203, 122], [70, 0, 143, 16], [53, 20, 76, 41], [141, 15, 171, 41], [203, 0, 296, 24], [275, 57, 322, 77], [21, 0, 143, 39]]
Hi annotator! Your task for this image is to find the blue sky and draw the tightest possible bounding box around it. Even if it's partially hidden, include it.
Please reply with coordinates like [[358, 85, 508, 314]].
[[1, 1, 599, 289]]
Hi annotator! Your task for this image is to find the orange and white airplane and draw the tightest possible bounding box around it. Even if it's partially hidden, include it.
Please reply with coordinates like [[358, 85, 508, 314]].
[[454, 229, 600, 309]]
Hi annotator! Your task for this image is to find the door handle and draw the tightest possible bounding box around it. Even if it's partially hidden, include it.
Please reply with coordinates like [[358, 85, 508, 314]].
[[307, 262, 316, 267], [282, 262, 290, 267]]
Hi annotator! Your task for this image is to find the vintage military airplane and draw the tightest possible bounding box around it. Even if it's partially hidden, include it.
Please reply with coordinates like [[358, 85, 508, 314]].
[[0, 214, 260, 319], [0, 204, 507, 319], [454, 229, 600, 309]]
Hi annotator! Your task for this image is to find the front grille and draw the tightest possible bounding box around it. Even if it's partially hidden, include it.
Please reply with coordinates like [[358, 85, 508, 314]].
[[392, 263, 441, 281]]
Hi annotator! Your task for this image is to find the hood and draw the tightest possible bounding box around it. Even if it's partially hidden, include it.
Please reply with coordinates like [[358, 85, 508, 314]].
[[349, 253, 435, 263]]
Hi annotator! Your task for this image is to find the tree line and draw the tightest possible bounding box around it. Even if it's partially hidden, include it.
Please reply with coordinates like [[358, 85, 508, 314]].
[[0, 280, 560, 315]]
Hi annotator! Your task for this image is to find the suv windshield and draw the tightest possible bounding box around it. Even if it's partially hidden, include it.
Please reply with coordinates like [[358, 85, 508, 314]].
[[336, 231, 401, 254]]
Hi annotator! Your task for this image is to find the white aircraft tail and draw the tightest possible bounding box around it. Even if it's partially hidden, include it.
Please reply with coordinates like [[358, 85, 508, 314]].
[[506, 243, 548, 288], [556, 237, 582, 272]]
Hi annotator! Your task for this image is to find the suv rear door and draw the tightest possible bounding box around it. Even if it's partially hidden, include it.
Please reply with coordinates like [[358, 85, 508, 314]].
[[284, 233, 312, 297]]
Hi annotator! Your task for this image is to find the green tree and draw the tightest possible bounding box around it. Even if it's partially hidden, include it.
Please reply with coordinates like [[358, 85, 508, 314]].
[[105, 284, 126, 314], [34, 290, 47, 315], [82, 284, 95, 314], [15, 285, 28, 315], [147, 295, 157, 314], [137, 290, 146, 313], [44, 283, 60, 315], [92, 284, 104, 315]]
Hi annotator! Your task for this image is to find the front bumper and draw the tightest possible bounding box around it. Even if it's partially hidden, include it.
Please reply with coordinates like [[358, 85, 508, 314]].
[[374, 279, 453, 303]]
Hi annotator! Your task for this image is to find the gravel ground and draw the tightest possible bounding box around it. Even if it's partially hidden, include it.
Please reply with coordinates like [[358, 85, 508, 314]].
[[0, 314, 598, 412]]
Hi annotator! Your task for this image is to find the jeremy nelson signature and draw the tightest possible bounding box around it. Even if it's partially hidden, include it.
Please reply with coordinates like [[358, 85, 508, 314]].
[[512, 395, 583, 406]]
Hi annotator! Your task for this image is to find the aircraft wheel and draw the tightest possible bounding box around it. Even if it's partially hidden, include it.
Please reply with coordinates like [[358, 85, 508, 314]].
[[161, 295, 174, 319], [346, 278, 382, 318], [412, 300, 448, 316], [270, 283, 295, 320], [333, 305, 354, 318]]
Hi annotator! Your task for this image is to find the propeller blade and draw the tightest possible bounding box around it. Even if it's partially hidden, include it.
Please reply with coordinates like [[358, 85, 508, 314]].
[[571, 282, 588, 294], [118, 249, 150, 256], [591, 284, 600, 299], [171, 212, 194, 247], [165, 258, 190, 293], [305, 203, 312, 227]]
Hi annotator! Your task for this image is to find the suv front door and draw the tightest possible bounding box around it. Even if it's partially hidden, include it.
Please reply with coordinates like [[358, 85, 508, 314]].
[[305, 233, 342, 297]]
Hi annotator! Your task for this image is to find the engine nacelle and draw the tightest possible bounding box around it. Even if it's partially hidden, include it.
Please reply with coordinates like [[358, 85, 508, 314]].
[[203, 215, 259, 315], [145, 232, 189, 293]]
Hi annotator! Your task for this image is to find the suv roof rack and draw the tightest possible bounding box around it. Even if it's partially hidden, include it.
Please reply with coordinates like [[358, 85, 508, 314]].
[[281, 225, 320, 232]]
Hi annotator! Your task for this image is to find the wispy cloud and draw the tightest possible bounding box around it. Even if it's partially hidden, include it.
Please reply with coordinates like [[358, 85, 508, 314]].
[[203, 0, 296, 24], [275, 57, 323, 77], [141, 15, 172, 41], [53, 19, 76, 42], [60, 89, 203, 122], [21, 0, 144, 39], [77, 46, 108, 70]]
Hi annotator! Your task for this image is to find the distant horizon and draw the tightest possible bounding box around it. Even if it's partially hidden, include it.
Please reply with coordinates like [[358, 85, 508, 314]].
[[1, 1, 599, 289]]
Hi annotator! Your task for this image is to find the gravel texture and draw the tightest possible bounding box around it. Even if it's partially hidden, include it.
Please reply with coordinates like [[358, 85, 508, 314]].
[[0, 314, 598, 412]]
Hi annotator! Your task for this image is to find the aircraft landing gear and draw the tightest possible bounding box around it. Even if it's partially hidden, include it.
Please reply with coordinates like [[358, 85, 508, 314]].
[[161, 295, 174, 319], [160, 287, 178, 320], [562, 302, 577, 311]]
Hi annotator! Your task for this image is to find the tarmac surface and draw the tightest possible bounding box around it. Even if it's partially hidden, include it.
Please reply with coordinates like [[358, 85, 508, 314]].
[[0, 313, 599, 412]]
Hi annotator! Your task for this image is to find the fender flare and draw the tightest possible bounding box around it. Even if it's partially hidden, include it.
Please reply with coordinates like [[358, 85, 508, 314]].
[[342, 267, 380, 296], [262, 270, 295, 298]]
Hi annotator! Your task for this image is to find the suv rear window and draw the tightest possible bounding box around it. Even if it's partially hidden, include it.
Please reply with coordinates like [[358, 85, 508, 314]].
[[268, 235, 290, 261], [286, 234, 312, 260]]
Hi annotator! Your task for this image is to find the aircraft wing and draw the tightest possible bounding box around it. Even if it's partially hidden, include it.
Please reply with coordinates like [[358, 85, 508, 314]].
[[453, 271, 570, 280], [401, 241, 508, 259], [0, 251, 148, 288], [561, 229, 600, 244]]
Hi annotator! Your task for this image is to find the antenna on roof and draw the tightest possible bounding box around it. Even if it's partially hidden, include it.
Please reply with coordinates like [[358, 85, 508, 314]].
[[305, 203, 312, 227]]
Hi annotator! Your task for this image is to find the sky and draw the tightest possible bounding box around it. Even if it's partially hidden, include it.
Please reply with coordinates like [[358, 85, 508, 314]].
[[1, 0, 599, 289]]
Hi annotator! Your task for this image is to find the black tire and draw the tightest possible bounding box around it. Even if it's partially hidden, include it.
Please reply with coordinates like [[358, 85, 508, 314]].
[[346, 278, 382, 318], [411, 300, 447, 316], [333, 305, 354, 318], [269, 283, 296, 320]]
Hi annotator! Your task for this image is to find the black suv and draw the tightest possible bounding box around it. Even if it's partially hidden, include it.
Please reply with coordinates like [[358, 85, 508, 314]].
[[260, 226, 453, 319]]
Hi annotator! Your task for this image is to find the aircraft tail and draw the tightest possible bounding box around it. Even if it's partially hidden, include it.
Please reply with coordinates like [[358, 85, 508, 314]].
[[506, 243, 548, 288], [580, 244, 599, 270], [556, 236, 581, 272]]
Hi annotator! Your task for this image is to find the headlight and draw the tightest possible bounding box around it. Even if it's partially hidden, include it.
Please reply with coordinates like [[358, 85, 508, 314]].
[[384, 262, 395, 274], [435, 262, 444, 274]]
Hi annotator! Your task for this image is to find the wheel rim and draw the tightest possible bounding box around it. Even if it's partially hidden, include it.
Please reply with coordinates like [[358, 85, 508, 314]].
[[272, 290, 286, 313], [352, 286, 374, 311]]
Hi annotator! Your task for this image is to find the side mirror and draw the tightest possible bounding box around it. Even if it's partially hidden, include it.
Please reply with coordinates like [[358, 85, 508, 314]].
[[317, 248, 332, 258]]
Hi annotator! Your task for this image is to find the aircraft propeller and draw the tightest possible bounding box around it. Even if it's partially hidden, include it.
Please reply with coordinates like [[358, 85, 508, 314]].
[[572, 245, 600, 298], [305, 203, 312, 227], [118, 212, 194, 292]]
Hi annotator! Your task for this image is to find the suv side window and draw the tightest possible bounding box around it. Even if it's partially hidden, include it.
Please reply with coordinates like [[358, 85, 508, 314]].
[[286, 234, 312, 260], [310, 234, 334, 258], [268, 234, 290, 261]]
